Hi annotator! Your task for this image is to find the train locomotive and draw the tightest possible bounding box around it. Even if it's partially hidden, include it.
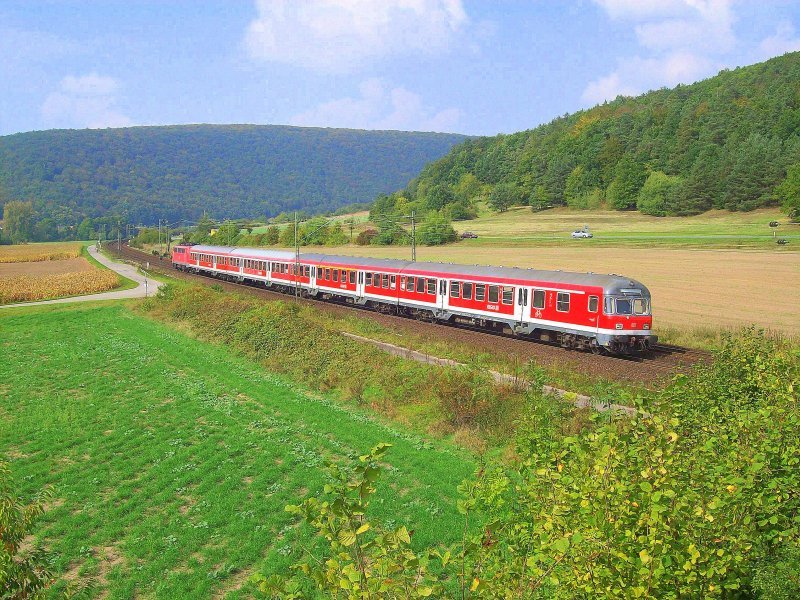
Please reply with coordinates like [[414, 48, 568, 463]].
[[171, 244, 657, 354]]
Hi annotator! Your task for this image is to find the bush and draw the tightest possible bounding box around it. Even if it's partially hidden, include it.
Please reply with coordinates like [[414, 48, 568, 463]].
[[355, 228, 378, 245], [459, 329, 800, 598], [417, 213, 457, 246]]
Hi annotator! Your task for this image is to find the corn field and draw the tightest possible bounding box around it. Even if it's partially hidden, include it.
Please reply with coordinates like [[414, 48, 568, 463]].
[[0, 270, 120, 304], [0, 242, 83, 263]]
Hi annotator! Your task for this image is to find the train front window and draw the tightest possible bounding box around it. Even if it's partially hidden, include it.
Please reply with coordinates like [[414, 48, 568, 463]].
[[612, 297, 650, 315]]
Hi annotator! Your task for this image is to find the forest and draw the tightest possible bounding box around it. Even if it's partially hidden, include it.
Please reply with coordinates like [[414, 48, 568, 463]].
[[0, 124, 465, 239], [372, 52, 800, 222]]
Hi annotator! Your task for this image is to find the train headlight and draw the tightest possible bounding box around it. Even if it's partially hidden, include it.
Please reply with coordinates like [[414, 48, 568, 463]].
[[643, 323, 650, 330], [615, 323, 623, 330]]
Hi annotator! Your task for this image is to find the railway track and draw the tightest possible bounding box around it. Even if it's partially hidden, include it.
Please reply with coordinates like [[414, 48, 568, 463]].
[[109, 244, 710, 386]]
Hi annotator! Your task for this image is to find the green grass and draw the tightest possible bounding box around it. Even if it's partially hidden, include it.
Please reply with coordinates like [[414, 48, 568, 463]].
[[0, 303, 474, 598], [451, 205, 799, 249]]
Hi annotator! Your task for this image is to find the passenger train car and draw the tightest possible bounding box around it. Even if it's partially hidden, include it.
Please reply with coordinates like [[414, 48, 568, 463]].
[[172, 244, 656, 354]]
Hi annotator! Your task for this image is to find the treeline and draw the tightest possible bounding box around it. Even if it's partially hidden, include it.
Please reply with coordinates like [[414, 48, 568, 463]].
[[0, 124, 466, 232], [375, 51, 800, 220], [0, 200, 125, 244]]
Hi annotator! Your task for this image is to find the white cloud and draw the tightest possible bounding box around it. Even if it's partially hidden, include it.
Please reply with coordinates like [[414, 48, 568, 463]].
[[41, 73, 132, 129], [583, 0, 734, 104], [289, 78, 463, 132], [244, 0, 469, 72], [758, 21, 800, 59], [581, 52, 711, 104]]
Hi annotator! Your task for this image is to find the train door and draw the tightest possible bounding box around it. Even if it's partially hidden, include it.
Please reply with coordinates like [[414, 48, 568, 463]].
[[439, 279, 447, 310], [357, 271, 364, 299], [516, 287, 529, 323]]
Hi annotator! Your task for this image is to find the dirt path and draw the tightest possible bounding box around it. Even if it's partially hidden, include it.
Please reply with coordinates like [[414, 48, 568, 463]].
[[0, 246, 162, 309]]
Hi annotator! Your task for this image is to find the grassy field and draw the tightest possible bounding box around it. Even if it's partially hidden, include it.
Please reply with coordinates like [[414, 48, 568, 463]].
[[449, 206, 798, 249], [0, 302, 474, 598]]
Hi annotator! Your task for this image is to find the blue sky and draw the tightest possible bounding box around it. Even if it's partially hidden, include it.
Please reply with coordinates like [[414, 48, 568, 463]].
[[2, 0, 800, 137]]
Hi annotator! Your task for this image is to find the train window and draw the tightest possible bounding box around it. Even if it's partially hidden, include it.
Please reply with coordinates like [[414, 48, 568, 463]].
[[365, 272, 372, 286], [382, 274, 389, 288], [557, 292, 570, 312], [532, 290, 545, 309], [502, 287, 513, 305], [390, 275, 396, 289], [475, 284, 486, 302], [428, 279, 436, 295], [400, 277, 406, 291], [462, 282, 473, 300], [324, 268, 329, 280], [488, 285, 499, 303], [615, 298, 632, 315], [588, 296, 599, 312], [416, 277, 424, 293], [518, 288, 523, 305], [349, 271, 355, 284], [333, 270, 339, 282], [633, 298, 649, 315], [340, 269, 346, 281], [407, 277, 415, 292], [450, 281, 460, 298]]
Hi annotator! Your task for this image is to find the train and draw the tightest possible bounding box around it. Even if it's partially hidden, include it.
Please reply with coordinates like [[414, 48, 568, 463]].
[[171, 243, 657, 354]]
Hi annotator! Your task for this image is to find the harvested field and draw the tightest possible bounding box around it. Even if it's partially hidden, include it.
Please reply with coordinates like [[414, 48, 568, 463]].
[[0, 242, 83, 263], [316, 246, 800, 338], [0, 257, 93, 277]]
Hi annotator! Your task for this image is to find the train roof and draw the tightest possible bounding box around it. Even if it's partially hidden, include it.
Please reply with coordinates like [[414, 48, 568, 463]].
[[181, 244, 650, 296]]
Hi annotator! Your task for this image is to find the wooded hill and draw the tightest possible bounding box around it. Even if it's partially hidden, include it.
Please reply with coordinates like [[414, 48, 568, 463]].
[[0, 125, 466, 225], [383, 52, 800, 219]]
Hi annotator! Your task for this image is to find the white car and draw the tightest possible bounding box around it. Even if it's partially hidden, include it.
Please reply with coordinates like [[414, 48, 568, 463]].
[[571, 229, 593, 238]]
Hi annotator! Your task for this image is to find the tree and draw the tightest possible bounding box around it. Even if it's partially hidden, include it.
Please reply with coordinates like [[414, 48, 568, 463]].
[[488, 182, 520, 212], [417, 213, 457, 246], [424, 184, 455, 211], [775, 163, 800, 219], [722, 134, 783, 211], [264, 225, 280, 245], [33, 218, 59, 242], [215, 221, 241, 246], [564, 166, 602, 209], [454, 172, 483, 202], [3, 201, 36, 244], [637, 171, 683, 216], [606, 155, 647, 210]]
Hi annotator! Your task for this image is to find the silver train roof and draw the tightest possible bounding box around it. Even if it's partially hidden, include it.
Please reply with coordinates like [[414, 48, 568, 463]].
[[184, 244, 650, 295]]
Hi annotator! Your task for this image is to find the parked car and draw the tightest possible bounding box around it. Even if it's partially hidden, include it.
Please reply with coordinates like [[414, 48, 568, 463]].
[[460, 231, 479, 239], [571, 229, 593, 239]]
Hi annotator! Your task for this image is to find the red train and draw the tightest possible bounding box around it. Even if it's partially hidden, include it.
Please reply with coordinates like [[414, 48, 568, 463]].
[[171, 244, 656, 354]]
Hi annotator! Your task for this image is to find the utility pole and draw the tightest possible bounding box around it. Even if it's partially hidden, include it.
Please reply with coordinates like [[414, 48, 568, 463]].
[[349, 219, 354, 243], [294, 211, 300, 303], [411, 210, 416, 262], [117, 218, 121, 251]]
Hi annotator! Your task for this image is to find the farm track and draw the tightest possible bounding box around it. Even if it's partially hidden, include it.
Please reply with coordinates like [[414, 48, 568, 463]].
[[111, 244, 710, 386]]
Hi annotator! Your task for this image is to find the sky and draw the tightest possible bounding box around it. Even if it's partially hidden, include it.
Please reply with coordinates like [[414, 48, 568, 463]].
[[2, 0, 800, 137]]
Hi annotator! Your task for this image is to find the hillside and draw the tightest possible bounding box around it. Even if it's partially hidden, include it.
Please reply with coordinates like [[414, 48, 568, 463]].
[[0, 124, 466, 225], [377, 52, 800, 220]]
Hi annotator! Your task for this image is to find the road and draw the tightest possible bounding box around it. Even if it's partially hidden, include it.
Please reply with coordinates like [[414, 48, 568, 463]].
[[0, 245, 162, 309]]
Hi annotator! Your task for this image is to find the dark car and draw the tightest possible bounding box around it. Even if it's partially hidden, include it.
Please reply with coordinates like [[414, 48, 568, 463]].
[[460, 231, 479, 239]]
